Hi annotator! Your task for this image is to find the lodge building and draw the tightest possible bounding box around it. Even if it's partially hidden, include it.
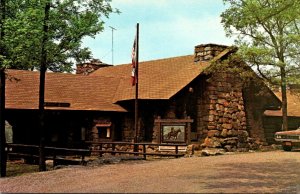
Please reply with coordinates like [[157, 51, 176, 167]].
[[4, 44, 300, 151]]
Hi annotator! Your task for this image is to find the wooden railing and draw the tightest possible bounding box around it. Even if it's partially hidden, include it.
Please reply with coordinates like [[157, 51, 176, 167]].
[[87, 141, 187, 159], [6, 144, 90, 166]]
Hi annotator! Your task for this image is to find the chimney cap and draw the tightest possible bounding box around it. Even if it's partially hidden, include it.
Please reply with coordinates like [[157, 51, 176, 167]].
[[195, 43, 229, 49], [90, 58, 102, 64], [76, 58, 112, 75], [194, 43, 230, 62]]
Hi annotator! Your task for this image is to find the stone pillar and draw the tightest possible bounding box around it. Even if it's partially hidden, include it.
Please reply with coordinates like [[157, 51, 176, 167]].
[[200, 72, 249, 151], [152, 116, 161, 143]]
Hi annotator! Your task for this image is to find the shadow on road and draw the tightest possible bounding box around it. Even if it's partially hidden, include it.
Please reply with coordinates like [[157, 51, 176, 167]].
[[291, 149, 300, 152], [200, 159, 300, 193]]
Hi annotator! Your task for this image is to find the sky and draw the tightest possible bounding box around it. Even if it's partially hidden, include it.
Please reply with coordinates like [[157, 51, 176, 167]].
[[82, 0, 235, 65]]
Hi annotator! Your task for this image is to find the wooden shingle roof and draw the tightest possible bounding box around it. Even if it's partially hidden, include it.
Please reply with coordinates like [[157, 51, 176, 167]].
[[91, 55, 209, 102], [264, 91, 300, 117], [6, 70, 127, 112], [5, 48, 234, 112]]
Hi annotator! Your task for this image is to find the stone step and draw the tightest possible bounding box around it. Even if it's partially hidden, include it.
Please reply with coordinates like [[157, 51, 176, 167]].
[[158, 146, 187, 152]]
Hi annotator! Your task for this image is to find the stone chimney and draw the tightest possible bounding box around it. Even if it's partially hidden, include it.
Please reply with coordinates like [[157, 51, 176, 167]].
[[194, 43, 228, 62], [76, 59, 112, 75]]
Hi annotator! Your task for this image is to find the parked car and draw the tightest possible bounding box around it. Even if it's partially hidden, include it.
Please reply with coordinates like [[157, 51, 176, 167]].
[[274, 127, 300, 151]]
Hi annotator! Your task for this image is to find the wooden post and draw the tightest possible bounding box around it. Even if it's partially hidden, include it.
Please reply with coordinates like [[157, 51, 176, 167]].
[[143, 144, 146, 160], [52, 153, 57, 168], [81, 154, 85, 165], [112, 143, 116, 156], [99, 144, 103, 157]]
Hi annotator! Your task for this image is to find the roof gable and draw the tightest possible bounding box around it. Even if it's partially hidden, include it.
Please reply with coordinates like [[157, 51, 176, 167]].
[[264, 91, 300, 117], [91, 55, 209, 102]]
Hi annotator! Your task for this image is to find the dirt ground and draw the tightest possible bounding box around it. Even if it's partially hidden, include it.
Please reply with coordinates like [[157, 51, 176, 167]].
[[1, 150, 300, 193]]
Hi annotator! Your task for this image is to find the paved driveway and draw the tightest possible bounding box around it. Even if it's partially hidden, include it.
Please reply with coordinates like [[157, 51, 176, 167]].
[[1, 150, 300, 193]]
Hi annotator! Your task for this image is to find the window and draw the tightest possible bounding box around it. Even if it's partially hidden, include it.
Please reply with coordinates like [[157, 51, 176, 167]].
[[5, 121, 13, 143], [81, 127, 86, 140], [96, 123, 112, 139]]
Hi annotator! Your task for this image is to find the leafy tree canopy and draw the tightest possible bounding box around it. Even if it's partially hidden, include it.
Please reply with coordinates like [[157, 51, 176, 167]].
[[221, 0, 300, 85], [1, 0, 119, 72]]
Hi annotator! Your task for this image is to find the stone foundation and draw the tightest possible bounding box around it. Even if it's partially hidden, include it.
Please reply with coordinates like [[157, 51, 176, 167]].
[[90, 143, 186, 157]]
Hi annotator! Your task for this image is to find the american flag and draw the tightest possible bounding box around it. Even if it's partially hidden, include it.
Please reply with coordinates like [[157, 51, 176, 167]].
[[131, 36, 137, 86]]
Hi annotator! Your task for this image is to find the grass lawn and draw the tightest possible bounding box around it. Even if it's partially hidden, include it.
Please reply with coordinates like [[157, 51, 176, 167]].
[[6, 160, 53, 177]]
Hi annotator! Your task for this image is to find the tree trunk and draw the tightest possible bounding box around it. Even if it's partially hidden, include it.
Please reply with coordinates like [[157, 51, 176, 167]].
[[0, 69, 6, 177], [280, 66, 288, 131], [39, 1, 50, 172], [0, 0, 7, 178]]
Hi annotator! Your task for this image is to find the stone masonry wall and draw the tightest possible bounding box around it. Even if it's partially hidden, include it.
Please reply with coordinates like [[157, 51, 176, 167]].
[[199, 72, 256, 151], [121, 116, 135, 142], [193, 43, 260, 151]]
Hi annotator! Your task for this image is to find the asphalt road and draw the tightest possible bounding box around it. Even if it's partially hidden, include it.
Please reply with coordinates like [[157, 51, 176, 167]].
[[1, 150, 300, 193]]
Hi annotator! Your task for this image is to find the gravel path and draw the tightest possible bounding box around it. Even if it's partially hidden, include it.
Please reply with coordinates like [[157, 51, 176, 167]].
[[1, 150, 300, 193]]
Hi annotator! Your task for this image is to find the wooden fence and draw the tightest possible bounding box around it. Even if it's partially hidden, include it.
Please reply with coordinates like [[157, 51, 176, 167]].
[[5, 142, 187, 167], [6, 144, 89, 166]]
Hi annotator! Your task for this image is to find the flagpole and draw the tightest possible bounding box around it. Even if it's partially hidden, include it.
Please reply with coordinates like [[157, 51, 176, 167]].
[[134, 23, 139, 144]]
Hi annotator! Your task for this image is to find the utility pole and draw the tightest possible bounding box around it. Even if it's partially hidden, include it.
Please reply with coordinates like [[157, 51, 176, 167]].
[[109, 26, 116, 65]]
